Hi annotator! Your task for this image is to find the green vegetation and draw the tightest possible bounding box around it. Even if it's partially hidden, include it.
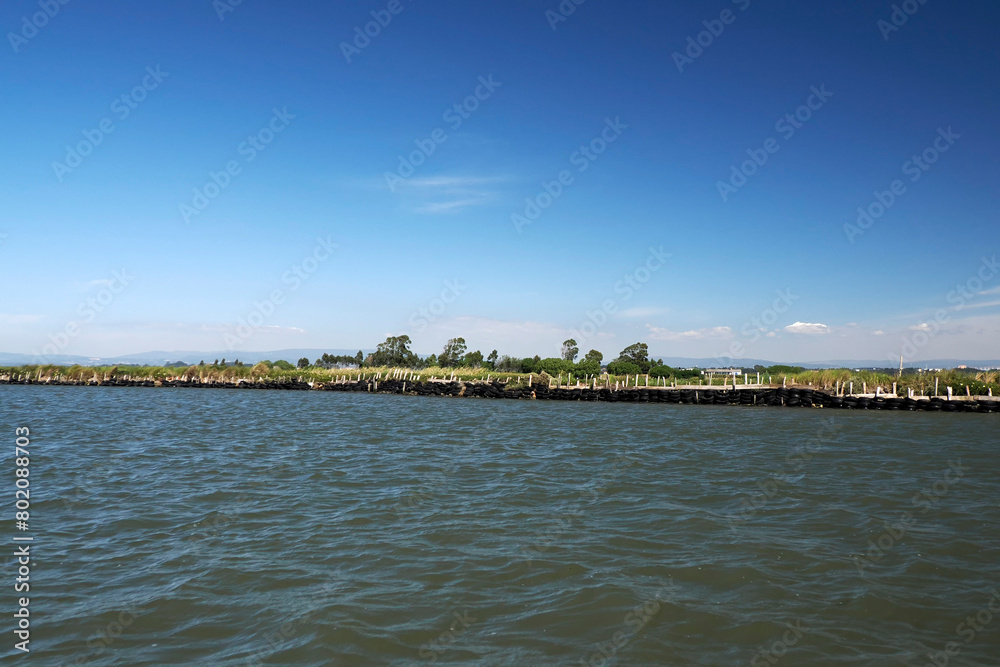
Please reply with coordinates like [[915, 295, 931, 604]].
[[4, 335, 998, 396]]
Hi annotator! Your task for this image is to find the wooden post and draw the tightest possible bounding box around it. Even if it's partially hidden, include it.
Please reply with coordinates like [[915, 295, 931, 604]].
[[934, 377, 939, 396], [892, 382, 897, 396], [783, 376, 787, 388], [849, 381, 853, 395], [947, 386, 953, 401]]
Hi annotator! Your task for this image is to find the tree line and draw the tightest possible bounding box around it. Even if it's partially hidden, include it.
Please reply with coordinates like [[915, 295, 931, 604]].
[[292, 336, 707, 379]]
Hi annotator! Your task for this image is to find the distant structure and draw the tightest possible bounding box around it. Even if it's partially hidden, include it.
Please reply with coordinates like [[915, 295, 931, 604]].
[[705, 368, 741, 380]]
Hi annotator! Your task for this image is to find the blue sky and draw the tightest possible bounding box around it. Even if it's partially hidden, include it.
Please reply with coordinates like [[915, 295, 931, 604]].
[[2, 0, 998, 364]]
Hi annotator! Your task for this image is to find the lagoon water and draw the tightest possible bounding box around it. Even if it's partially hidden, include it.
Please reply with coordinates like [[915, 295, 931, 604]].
[[2, 385, 999, 665]]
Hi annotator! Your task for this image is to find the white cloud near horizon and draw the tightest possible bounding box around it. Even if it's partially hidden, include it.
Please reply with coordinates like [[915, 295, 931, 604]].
[[783, 322, 831, 335]]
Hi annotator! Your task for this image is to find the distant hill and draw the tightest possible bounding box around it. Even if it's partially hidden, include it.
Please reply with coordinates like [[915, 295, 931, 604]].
[[0, 349, 370, 367]]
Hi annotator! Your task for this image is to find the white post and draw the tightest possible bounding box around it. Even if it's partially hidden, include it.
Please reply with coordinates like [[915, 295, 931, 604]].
[[947, 386, 953, 401]]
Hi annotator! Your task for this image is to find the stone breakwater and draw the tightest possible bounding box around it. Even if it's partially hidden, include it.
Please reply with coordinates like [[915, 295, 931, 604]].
[[2, 376, 998, 413]]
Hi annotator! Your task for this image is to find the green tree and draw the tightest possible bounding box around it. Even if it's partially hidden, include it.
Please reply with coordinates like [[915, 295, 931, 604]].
[[371, 335, 419, 367], [273, 360, 294, 370], [575, 360, 600, 376], [584, 349, 603, 365], [297, 357, 310, 369], [607, 361, 641, 376], [616, 342, 650, 372], [464, 350, 484, 367], [424, 353, 438, 367], [440, 338, 467, 367], [486, 350, 498, 369], [199, 360, 205, 366], [649, 364, 673, 378], [561, 339, 579, 362]]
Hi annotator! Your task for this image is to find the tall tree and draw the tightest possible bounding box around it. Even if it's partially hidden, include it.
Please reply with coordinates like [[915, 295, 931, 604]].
[[584, 349, 603, 365], [371, 335, 419, 367], [297, 357, 309, 369], [561, 339, 579, 362], [617, 342, 648, 364], [440, 337, 467, 367], [464, 350, 484, 367], [486, 350, 498, 369]]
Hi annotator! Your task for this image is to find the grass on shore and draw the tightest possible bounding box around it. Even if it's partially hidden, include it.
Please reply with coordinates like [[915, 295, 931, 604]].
[[2, 364, 997, 396]]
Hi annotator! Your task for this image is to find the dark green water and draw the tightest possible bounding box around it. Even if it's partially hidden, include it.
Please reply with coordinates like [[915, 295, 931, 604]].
[[2, 386, 998, 666]]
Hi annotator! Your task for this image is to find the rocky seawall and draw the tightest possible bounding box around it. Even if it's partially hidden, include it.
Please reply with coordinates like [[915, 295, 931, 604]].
[[3, 377, 998, 413]]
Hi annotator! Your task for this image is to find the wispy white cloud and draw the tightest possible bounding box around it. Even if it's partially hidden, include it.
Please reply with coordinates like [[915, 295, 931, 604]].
[[958, 299, 1000, 311], [871, 330, 885, 336], [391, 174, 507, 215], [406, 176, 507, 189], [646, 325, 734, 341], [783, 322, 830, 335], [410, 194, 495, 214], [618, 307, 669, 318]]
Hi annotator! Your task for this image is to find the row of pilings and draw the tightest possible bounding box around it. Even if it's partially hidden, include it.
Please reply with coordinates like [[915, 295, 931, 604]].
[[2, 375, 998, 412]]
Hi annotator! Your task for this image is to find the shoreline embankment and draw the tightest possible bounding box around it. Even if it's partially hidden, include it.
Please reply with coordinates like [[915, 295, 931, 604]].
[[2, 376, 997, 413]]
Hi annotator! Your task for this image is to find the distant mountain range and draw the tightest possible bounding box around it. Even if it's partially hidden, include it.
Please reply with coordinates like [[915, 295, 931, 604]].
[[0, 349, 368, 367], [1, 349, 998, 370]]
